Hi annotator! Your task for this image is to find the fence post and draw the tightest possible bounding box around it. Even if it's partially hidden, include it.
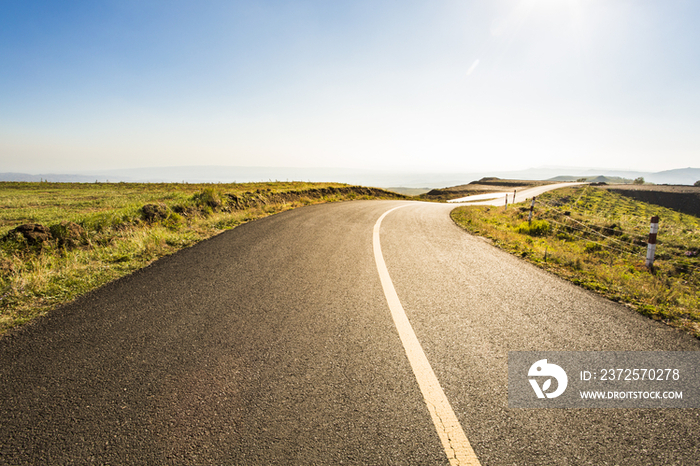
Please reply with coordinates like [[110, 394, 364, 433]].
[[504, 194, 508, 209], [513, 190, 517, 204], [645, 216, 659, 269], [528, 196, 536, 225]]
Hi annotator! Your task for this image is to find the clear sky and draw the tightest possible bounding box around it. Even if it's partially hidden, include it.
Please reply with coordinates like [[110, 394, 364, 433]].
[[2, 0, 699, 174]]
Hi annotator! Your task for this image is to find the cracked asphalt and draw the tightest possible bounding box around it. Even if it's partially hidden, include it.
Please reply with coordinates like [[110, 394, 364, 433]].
[[1, 200, 699, 465]]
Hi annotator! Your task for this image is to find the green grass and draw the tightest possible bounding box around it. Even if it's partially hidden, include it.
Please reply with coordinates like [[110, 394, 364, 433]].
[[0, 181, 349, 234], [0, 181, 402, 335], [451, 186, 700, 338]]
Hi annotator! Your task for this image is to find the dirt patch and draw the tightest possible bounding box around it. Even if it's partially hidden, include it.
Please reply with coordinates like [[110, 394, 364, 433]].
[[6, 223, 52, 247], [49, 221, 86, 249], [599, 184, 700, 218], [3, 222, 87, 250]]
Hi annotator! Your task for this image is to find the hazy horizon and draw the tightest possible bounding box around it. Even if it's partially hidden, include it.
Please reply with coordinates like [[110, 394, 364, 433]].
[[2, 1, 699, 174], [3, 164, 699, 189], [5, 163, 699, 176]]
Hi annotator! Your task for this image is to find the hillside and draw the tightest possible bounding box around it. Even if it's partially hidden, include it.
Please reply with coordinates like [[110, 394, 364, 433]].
[[421, 178, 555, 201]]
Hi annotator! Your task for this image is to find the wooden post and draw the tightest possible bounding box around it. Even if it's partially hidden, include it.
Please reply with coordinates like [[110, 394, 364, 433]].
[[645, 216, 659, 269], [528, 196, 536, 225]]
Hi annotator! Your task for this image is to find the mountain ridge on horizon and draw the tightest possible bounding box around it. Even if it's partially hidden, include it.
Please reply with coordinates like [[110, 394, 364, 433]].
[[1, 166, 698, 188]]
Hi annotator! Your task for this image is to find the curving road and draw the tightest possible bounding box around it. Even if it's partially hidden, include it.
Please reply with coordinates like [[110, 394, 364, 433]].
[[447, 182, 587, 205], [1, 200, 699, 465]]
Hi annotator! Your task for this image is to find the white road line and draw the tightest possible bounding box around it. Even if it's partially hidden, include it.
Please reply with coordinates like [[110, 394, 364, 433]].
[[373, 205, 481, 466], [447, 192, 506, 203]]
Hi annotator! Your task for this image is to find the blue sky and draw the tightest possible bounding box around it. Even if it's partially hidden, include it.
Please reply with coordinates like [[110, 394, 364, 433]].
[[2, 0, 699, 174]]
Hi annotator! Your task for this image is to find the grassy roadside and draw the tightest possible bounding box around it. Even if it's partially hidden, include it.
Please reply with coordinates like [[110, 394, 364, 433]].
[[0, 181, 405, 336], [451, 186, 700, 338]]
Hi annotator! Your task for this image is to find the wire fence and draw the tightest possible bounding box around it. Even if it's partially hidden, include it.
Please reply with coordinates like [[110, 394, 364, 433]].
[[527, 194, 700, 274]]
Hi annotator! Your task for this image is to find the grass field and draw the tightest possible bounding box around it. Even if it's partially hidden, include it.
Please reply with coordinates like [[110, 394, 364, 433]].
[[0, 181, 403, 335], [0, 181, 350, 233], [451, 185, 700, 338]]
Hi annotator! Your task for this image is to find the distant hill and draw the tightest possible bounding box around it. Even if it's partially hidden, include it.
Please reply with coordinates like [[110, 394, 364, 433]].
[[0, 173, 102, 182], [646, 167, 700, 186], [546, 168, 700, 186], [384, 187, 432, 196], [2, 166, 699, 188], [547, 175, 634, 184]]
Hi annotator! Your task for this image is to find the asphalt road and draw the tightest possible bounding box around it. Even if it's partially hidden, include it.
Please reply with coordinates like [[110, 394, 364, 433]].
[[1, 200, 699, 465], [447, 182, 587, 205]]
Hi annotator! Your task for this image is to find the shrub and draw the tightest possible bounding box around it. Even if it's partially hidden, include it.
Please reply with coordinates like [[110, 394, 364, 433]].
[[556, 232, 573, 241], [162, 212, 184, 231], [141, 204, 169, 222], [633, 177, 645, 185], [192, 188, 222, 210], [584, 242, 603, 253], [515, 220, 551, 237]]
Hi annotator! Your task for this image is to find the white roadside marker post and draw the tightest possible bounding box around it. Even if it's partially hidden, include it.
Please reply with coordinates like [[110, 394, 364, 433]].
[[513, 189, 517, 204], [645, 216, 659, 269], [528, 196, 536, 226], [505, 194, 508, 209]]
